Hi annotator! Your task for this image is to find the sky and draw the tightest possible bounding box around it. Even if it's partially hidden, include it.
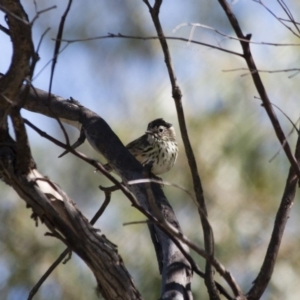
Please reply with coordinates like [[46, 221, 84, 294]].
[[1, 1, 300, 299]]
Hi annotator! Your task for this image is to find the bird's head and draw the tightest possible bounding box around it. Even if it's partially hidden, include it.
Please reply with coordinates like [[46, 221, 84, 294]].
[[145, 118, 176, 141]]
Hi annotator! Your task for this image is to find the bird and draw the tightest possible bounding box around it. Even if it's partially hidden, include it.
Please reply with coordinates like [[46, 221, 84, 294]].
[[105, 118, 178, 175]]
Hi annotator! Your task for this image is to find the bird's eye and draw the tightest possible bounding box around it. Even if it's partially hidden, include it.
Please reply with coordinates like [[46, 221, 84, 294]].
[[158, 127, 164, 133]]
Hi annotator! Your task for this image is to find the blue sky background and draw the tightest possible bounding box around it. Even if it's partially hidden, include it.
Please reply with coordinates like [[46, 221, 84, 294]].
[[1, 1, 300, 299]]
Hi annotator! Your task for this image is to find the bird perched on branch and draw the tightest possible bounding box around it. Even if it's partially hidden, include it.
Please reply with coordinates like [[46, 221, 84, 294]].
[[105, 118, 178, 175]]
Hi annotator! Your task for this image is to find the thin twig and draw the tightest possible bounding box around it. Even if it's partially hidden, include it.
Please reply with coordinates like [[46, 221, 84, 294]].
[[223, 67, 300, 78], [30, 5, 57, 25], [0, 24, 9, 35], [27, 248, 70, 300], [59, 33, 243, 57], [123, 220, 148, 226], [173, 22, 300, 47], [278, 17, 300, 26], [269, 102, 300, 134], [277, 0, 300, 34], [36, 28, 51, 55], [129, 178, 210, 228], [47, 0, 73, 160], [33, 43, 69, 80], [253, 0, 300, 38], [269, 118, 300, 163]]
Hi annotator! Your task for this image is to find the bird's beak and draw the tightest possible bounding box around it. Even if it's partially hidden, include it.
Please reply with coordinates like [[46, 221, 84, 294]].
[[145, 130, 153, 135]]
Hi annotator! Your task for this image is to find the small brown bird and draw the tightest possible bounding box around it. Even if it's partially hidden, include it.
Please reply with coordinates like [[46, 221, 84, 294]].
[[106, 118, 178, 175]]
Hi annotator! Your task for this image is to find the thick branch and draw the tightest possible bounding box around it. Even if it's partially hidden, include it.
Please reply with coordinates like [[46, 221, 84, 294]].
[[0, 1, 191, 298], [0, 164, 142, 299], [0, 0, 33, 104], [16, 84, 193, 299], [0, 0, 35, 175]]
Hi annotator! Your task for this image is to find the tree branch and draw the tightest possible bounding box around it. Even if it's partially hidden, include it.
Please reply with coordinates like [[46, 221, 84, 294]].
[[1, 164, 142, 299], [60, 33, 243, 57], [0, 0, 35, 175], [217, 0, 300, 181], [0, 1, 191, 298], [10, 82, 192, 299]]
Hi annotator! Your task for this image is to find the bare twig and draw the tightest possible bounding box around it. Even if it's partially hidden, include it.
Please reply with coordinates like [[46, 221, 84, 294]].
[[269, 102, 299, 134], [278, 17, 300, 26], [36, 28, 51, 55], [59, 33, 243, 57], [269, 119, 300, 162], [47, 0, 73, 159], [173, 22, 300, 47], [253, 0, 300, 38], [58, 125, 86, 158], [48, 0, 72, 94], [223, 67, 300, 78], [33, 43, 69, 80], [30, 5, 57, 25], [277, 0, 300, 34], [0, 24, 9, 35], [129, 178, 209, 225], [27, 248, 70, 300]]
